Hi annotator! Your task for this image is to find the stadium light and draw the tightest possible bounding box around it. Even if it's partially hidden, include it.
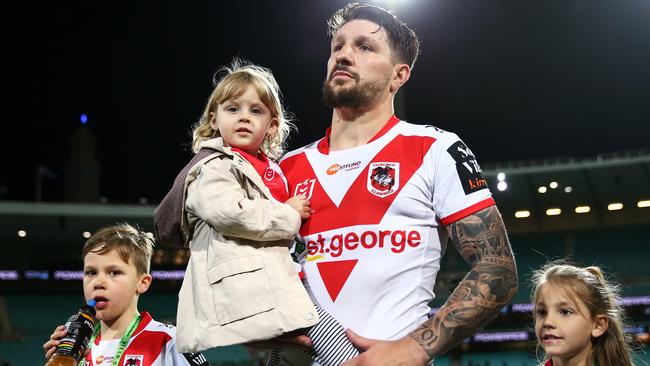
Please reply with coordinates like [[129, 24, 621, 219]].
[[514, 210, 530, 218], [82, 231, 92, 238], [497, 181, 508, 191], [607, 203, 623, 211], [17, 230, 27, 238], [575, 206, 591, 214], [638, 200, 650, 208], [564, 186, 572, 193], [549, 181, 558, 189], [497, 172, 506, 181], [538, 186, 547, 194], [545, 208, 562, 216]]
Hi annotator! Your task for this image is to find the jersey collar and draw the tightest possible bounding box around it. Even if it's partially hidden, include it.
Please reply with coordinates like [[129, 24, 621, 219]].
[[93, 311, 153, 345], [317, 115, 400, 155]]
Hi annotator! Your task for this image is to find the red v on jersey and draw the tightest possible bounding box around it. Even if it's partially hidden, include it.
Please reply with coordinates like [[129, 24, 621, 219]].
[[286, 134, 436, 236], [317, 259, 358, 302]]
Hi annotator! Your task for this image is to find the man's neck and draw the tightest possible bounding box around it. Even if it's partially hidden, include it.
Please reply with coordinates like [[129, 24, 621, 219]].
[[329, 100, 395, 151], [100, 307, 140, 341]]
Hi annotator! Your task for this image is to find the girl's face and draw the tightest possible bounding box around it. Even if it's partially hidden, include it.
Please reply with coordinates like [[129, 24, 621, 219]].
[[534, 283, 607, 365], [210, 85, 278, 155]]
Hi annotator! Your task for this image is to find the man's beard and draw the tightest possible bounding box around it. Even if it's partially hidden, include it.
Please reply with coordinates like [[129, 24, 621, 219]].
[[322, 75, 390, 109]]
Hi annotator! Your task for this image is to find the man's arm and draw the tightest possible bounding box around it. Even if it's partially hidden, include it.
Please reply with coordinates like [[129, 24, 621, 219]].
[[343, 205, 517, 366], [409, 204, 518, 359]]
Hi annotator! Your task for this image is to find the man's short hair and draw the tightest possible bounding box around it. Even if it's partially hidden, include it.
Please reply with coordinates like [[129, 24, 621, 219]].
[[82, 223, 154, 275], [327, 2, 421, 69]]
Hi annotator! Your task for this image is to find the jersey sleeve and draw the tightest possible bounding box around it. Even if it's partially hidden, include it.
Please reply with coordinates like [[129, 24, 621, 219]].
[[431, 132, 495, 226]]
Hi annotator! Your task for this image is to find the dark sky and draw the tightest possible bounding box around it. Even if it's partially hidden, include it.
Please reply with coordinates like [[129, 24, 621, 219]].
[[2, 0, 649, 203]]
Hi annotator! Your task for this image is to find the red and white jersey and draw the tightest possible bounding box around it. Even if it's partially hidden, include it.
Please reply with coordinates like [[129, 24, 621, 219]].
[[84, 312, 209, 366], [280, 116, 495, 340]]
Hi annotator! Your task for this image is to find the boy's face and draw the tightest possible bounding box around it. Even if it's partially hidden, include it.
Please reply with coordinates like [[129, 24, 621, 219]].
[[83, 248, 151, 323]]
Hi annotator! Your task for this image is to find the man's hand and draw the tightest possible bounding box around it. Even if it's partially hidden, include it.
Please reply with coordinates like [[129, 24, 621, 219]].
[[342, 329, 428, 366]]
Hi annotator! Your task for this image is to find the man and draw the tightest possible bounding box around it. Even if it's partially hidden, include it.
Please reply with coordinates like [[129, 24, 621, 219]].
[[279, 3, 518, 365]]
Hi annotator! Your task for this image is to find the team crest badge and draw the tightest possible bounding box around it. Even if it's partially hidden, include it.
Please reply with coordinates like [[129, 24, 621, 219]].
[[367, 162, 399, 197], [123, 355, 143, 366], [264, 167, 275, 181], [294, 178, 316, 199]]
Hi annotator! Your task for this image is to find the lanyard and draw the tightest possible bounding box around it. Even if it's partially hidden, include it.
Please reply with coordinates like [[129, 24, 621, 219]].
[[82, 314, 142, 366]]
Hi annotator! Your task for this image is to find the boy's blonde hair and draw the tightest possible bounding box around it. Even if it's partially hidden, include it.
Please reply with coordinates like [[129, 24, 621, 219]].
[[531, 261, 634, 366], [82, 223, 154, 275], [191, 58, 295, 160]]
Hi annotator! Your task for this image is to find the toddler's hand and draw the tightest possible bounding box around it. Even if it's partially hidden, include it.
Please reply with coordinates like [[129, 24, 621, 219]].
[[286, 194, 314, 219]]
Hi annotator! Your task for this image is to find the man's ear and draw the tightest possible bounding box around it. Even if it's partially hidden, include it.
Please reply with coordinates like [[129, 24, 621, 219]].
[[390, 64, 411, 93], [137, 274, 152, 295], [592, 315, 609, 338]]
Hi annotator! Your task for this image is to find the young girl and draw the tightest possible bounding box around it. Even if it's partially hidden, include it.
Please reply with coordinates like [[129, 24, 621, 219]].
[[531, 261, 634, 366], [163, 59, 358, 366]]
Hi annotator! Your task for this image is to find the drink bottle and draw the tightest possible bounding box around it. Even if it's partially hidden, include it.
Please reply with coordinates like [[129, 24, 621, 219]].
[[46, 299, 97, 366]]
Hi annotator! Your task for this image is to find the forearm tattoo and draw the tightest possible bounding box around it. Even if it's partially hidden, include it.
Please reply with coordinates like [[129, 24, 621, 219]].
[[409, 205, 518, 359]]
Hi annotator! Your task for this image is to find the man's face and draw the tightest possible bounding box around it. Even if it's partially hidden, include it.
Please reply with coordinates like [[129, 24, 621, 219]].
[[323, 19, 395, 109]]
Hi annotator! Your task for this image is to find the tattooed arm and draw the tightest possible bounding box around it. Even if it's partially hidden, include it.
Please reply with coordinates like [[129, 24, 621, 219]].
[[409, 204, 518, 360], [343, 205, 518, 366]]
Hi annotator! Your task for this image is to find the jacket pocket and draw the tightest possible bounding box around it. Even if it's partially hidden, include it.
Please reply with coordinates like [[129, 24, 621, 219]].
[[207, 255, 275, 324]]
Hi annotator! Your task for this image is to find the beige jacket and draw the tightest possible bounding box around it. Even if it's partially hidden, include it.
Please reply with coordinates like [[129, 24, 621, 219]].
[[176, 138, 319, 353]]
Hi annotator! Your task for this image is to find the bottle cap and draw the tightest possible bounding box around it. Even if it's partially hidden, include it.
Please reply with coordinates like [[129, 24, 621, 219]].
[[87, 299, 97, 307]]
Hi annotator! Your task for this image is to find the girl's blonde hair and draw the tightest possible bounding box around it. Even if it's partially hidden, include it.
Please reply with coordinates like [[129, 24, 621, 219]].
[[531, 261, 634, 366], [191, 58, 295, 160]]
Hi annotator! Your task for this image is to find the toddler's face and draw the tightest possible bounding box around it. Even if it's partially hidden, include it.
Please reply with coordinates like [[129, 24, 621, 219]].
[[211, 85, 277, 155]]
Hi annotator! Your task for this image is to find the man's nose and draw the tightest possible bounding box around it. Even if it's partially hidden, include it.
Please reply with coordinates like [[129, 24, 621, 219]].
[[335, 44, 353, 65]]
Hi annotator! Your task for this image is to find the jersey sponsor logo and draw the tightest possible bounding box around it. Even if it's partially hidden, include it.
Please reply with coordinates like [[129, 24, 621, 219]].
[[123, 355, 143, 366], [263, 167, 275, 181], [367, 162, 399, 197], [305, 228, 422, 258], [326, 160, 362, 175], [446, 141, 488, 194], [294, 178, 316, 199]]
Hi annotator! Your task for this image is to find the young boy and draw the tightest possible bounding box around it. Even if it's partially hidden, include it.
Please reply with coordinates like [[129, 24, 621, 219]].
[[42, 223, 209, 366]]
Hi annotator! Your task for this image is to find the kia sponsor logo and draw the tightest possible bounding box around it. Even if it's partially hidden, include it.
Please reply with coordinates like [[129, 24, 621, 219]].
[[306, 229, 421, 257]]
